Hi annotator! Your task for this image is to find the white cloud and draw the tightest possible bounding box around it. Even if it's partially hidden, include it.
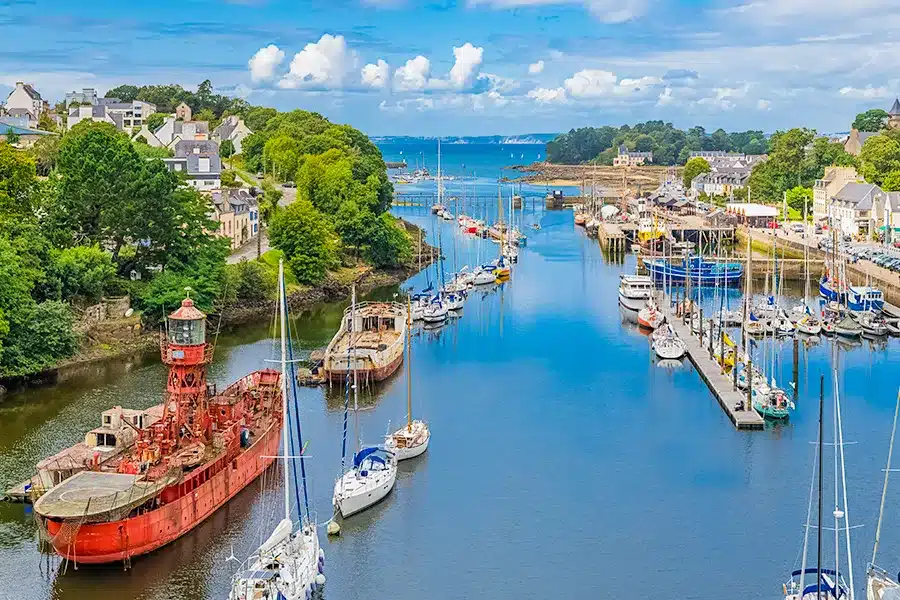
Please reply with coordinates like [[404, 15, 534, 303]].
[[719, 0, 896, 22], [449, 43, 484, 90], [657, 87, 674, 106], [467, 0, 648, 23], [278, 34, 357, 89], [560, 69, 662, 99], [361, 59, 390, 89], [616, 75, 664, 94], [527, 87, 568, 104], [394, 56, 431, 91], [697, 85, 749, 110], [248, 45, 285, 82], [757, 98, 771, 110], [528, 60, 545, 75], [839, 85, 890, 99]]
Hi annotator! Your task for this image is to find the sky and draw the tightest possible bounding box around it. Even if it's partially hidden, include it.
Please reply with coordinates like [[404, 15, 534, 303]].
[[2, 0, 900, 137]]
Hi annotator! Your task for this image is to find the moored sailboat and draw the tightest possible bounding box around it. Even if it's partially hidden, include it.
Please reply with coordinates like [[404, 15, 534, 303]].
[[385, 300, 430, 461]]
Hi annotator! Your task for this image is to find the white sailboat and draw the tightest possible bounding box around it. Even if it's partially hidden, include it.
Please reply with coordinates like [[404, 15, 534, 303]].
[[333, 286, 398, 518], [866, 390, 900, 600], [385, 300, 431, 461], [230, 260, 324, 600]]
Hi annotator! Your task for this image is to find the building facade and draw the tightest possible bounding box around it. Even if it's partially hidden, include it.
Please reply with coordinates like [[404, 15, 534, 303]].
[[613, 145, 652, 167], [210, 189, 257, 249], [813, 166, 860, 222], [4, 82, 47, 127], [162, 140, 222, 190], [65, 88, 99, 107], [828, 182, 880, 237], [212, 116, 253, 154], [68, 99, 156, 131]]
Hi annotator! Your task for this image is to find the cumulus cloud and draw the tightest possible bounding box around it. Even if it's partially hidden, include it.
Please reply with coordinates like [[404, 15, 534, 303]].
[[839, 85, 890, 99], [757, 98, 772, 110], [697, 85, 749, 110], [361, 59, 390, 89], [528, 60, 545, 75], [527, 87, 568, 104], [393, 56, 431, 91], [468, 0, 648, 23], [278, 34, 357, 89], [657, 87, 674, 106], [449, 43, 484, 90], [560, 69, 662, 99], [248, 44, 285, 82]]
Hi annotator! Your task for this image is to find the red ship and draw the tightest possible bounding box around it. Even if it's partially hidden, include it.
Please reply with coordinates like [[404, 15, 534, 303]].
[[34, 296, 282, 566]]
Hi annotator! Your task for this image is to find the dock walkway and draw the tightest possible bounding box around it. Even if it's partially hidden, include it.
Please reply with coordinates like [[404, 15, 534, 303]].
[[667, 317, 764, 430]]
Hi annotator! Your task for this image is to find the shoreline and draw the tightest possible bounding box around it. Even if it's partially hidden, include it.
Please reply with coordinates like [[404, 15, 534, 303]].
[[0, 221, 435, 399], [509, 161, 680, 193]]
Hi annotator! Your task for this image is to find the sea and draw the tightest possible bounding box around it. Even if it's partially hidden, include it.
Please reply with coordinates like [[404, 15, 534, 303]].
[[1, 140, 900, 600]]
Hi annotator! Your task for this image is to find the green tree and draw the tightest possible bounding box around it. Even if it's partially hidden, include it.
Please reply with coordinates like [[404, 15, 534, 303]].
[[682, 157, 711, 189], [6, 131, 20, 145], [852, 109, 889, 132], [51, 245, 117, 303], [365, 213, 413, 268], [0, 142, 38, 221], [245, 107, 277, 132], [37, 113, 57, 132], [264, 135, 301, 181], [146, 112, 166, 132], [106, 85, 141, 103], [220, 139, 235, 158], [859, 134, 900, 186], [221, 170, 239, 187], [883, 170, 900, 192], [227, 260, 276, 301], [132, 141, 172, 159], [269, 200, 339, 284], [28, 135, 61, 177], [785, 186, 813, 216]]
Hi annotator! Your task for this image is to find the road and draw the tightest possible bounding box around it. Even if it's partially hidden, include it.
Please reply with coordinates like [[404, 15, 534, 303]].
[[226, 183, 296, 265]]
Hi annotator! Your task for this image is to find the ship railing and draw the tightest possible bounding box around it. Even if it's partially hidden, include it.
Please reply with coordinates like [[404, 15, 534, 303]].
[[340, 301, 405, 316], [159, 337, 215, 365]]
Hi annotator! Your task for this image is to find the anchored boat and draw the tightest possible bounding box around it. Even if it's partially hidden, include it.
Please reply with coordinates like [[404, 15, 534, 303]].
[[34, 297, 283, 565], [322, 301, 406, 383]]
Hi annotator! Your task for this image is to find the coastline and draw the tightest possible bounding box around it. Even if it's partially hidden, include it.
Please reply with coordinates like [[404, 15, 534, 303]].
[[510, 161, 680, 194], [0, 220, 436, 398]]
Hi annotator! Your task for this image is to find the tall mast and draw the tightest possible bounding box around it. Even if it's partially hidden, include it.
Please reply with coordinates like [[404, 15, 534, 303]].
[[279, 258, 291, 522], [406, 299, 413, 431], [872, 389, 900, 566], [817, 375, 824, 600], [498, 180, 504, 259], [352, 285, 359, 455], [437, 138, 442, 205], [834, 348, 855, 600]]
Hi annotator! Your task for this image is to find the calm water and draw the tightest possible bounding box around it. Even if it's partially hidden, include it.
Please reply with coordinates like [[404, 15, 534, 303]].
[[3, 208, 900, 600]]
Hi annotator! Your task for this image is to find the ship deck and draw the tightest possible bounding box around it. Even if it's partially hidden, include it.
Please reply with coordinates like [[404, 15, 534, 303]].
[[33, 471, 173, 520], [331, 329, 402, 353]]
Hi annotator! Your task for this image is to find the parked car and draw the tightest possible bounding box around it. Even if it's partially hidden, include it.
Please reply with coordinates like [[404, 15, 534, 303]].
[[791, 223, 805, 233]]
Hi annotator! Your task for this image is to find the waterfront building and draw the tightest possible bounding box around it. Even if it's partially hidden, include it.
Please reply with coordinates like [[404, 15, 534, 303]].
[[690, 169, 750, 198], [726, 202, 777, 227], [813, 166, 860, 222], [828, 182, 880, 237], [613, 145, 652, 166], [210, 188, 257, 249]]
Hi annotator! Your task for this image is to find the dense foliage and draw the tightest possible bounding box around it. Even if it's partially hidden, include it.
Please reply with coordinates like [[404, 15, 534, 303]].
[[546, 122, 770, 165], [682, 157, 711, 190], [852, 109, 889, 132], [106, 80, 249, 117]]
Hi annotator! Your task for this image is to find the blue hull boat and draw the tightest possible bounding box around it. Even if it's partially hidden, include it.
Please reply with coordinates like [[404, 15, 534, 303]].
[[644, 258, 744, 287]]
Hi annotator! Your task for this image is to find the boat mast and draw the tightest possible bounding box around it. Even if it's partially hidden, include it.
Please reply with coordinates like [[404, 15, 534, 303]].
[[498, 179, 504, 261], [797, 373, 821, 598], [833, 347, 856, 600], [872, 389, 900, 566], [817, 374, 824, 600], [279, 258, 291, 522], [406, 299, 413, 432], [352, 285, 359, 455]]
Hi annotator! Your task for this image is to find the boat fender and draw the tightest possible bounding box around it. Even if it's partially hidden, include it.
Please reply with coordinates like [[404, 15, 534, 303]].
[[305, 586, 311, 600], [315, 574, 326, 586], [326, 520, 341, 536], [318, 561, 324, 574], [318, 548, 325, 560], [240, 428, 250, 448], [783, 583, 787, 595]]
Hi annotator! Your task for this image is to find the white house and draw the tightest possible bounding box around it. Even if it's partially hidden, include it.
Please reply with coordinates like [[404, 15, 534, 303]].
[[212, 115, 253, 154], [4, 82, 47, 127], [881, 192, 900, 244], [690, 169, 750, 198], [65, 88, 99, 107], [613, 145, 652, 166], [151, 116, 210, 148], [161, 140, 221, 190], [68, 99, 156, 132], [813, 166, 860, 223], [828, 182, 880, 237]]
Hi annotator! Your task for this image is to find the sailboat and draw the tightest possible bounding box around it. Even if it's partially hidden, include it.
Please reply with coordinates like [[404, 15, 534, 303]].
[[384, 300, 431, 461], [783, 371, 854, 600], [230, 260, 324, 600], [333, 286, 398, 518], [866, 390, 900, 600]]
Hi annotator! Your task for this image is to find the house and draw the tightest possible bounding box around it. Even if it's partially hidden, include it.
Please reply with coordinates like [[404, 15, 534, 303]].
[[212, 115, 253, 154], [613, 145, 652, 167], [813, 166, 860, 222], [210, 189, 257, 249], [175, 102, 192, 121], [4, 82, 48, 127], [689, 150, 734, 160], [879, 192, 900, 244], [726, 203, 778, 227], [151, 117, 210, 148], [828, 182, 881, 237], [68, 99, 156, 132], [65, 88, 99, 107], [690, 169, 750, 198], [161, 139, 222, 190], [0, 119, 56, 147], [844, 129, 878, 156]]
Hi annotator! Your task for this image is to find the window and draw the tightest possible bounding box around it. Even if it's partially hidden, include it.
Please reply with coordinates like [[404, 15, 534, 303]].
[[174, 163, 182, 172], [198, 157, 210, 172], [104, 415, 112, 425]]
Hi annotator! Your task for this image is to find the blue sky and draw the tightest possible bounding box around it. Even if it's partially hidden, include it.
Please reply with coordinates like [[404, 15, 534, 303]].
[[2, 0, 899, 136]]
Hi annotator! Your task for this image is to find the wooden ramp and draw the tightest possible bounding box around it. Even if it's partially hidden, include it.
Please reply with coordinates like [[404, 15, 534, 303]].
[[668, 317, 764, 430]]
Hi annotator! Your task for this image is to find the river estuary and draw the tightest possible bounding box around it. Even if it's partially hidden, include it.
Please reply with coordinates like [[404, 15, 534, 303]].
[[2, 204, 900, 600]]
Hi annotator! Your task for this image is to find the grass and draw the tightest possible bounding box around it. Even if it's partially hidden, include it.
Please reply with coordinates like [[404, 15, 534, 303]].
[[259, 249, 303, 291]]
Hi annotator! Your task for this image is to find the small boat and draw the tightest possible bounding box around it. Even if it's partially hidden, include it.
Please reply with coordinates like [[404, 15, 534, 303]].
[[858, 312, 889, 336], [654, 327, 686, 360], [795, 315, 822, 336], [384, 301, 430, 462], [502, 244, 519, 263], [230, 260, 324, 600], [834, 314, 863, 339], [618, 275, 653, 312], [638, 299, 664, 330], [772, 310, 795, 336], [847, 285, 885, 312], [441, 290, 465, 312], [473, 266, 497, 286], [821, 319, 836, 335], [423, 298, 449, 323], [745, 314, 768, 336], [753, 384, 793, 420], [574, 213, 587, 226], [531, 223, 541, 231]]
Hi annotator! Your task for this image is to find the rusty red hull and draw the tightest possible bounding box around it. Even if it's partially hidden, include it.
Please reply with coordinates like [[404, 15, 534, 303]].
[[44, 421, 281, 564], [324, 351, 403, 383]]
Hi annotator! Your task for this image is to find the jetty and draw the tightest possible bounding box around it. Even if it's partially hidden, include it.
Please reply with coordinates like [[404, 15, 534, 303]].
[[598, 223, 626, 252], [667, 314, 765, 431]]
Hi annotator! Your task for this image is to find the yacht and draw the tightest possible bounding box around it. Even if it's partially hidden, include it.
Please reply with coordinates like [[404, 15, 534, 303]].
[[618, 275, 654, 312]]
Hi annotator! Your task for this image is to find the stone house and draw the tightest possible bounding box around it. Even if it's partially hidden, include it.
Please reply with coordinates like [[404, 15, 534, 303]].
[[4, 82, 48, 127], [813, 166, 860, 222], [613, 145, 652, 167], [161, 140, 222, 190], [210, 189, 257, 249], [212, 115, 253, 154]]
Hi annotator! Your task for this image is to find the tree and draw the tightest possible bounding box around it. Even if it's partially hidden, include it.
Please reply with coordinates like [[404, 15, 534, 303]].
[[852, 109, 889, 132], [226, 260, 276, 301], [37, 113, 57, 132], [859, 134, 900, 186], [132, 141, 171, 160], [146, 112, 166, 132], [269, 200, 339, 284], [682, 157, 711, 189], [0, 142, 38, 220], [221, 170, 239, 187], [883, 170, 900, 192], [6, 131, 20, 145], [785, 186, 813, 216], [28, 135, 61, 176], [106, 85, 141, 102], [264, 135, 301, 181], [220, 139, 235, 158], [246, 107, 277, 132], [51, 245, 116, 302], [365, 213, 413, 268]]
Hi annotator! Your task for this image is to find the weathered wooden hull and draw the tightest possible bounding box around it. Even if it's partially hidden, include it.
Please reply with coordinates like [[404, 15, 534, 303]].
[[324, 351, 404, 383]]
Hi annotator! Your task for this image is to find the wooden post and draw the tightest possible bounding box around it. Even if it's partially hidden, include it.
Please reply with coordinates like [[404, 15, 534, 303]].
[[698, 307, 703, 338], [733, 347, 738, 390], [708, 318, 714, 358]]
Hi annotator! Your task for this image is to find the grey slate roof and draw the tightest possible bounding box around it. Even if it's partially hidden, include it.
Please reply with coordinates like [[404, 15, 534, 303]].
[[174, 139, 218, 157], [185, 153, 221, 176], [173, 121, 210, 135], [883, 192, 900, 211], [5, 108, 33, 119], [22, 84, 41, 100], [833, 182, 880, 209], [891, 98, 900, 116], [213, 117, 237, 140]]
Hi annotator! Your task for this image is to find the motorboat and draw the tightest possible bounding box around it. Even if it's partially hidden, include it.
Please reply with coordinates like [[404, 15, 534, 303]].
[[858, 311, 889, 336], [637, 299, 664, 330], [441, 290, 465, 312], [834, 314, 863, 339], [333, 447, 397, 517], [618, 275, 654, 312]]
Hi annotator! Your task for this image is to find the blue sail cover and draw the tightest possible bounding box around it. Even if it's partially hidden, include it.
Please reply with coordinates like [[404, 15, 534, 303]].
[[749, 312, 759, 322], [353, 447, 386, 468]]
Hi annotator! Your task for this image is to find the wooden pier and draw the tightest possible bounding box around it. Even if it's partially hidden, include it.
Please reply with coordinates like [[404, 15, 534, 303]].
[[667, 317, 765, 430], [598, 223, 627, 252]]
